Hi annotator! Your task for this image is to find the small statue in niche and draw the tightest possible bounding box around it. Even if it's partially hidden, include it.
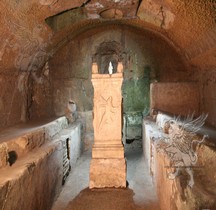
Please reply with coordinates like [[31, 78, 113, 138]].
[[65, 100, 77, 124], [117, 62, 123, 73], [108, 61, 113, 76], [92, 62, 98, 74]]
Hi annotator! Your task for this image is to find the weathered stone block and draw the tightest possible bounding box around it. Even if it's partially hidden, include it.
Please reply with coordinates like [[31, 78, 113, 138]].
[[89, 72, 126, 188], [143, 113, 216, 210], [89, 158, 126, 189], [92, 144, 124, 159], [0, 118, 82, 210], [150, 82, 199, 116]]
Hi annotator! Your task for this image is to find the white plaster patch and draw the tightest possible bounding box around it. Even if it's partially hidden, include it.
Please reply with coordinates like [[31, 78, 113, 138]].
[[95, 2, 104, 8], [86, 2, 104, 9], [87, 13, 100, 19], [39, 0, 58, 6]]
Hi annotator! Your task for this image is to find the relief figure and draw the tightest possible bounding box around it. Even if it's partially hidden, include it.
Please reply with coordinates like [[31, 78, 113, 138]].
[[96, 96, 119, 133]]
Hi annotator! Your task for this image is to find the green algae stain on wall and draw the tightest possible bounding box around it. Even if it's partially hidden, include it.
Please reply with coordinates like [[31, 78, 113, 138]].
[[46, 8, 87, 31], [122, 64, 151, 140], [122, 78, 150, 113], [122, 65, 151, 115]]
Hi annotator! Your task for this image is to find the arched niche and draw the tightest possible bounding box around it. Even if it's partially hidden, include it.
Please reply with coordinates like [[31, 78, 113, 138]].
[[93, 41, 125, 74]]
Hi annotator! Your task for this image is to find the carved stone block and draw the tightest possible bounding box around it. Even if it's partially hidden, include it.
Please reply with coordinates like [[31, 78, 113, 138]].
[[89, 72, 126, 188], [89, 158, 126, 189]]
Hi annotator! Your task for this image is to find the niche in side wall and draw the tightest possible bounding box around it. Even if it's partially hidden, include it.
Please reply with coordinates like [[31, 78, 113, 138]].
[[93, 41, 125, 74]]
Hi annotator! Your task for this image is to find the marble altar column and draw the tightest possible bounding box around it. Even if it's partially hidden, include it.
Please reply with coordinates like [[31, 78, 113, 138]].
[[89, 63, 126, 189]]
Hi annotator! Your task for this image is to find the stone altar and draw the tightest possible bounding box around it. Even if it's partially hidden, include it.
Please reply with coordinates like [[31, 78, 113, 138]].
[[89, 62, 126, 188]]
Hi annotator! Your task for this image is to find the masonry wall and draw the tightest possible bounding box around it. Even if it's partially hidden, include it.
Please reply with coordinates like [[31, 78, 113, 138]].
[[0, 69, 53, 129], [0, 73, 29, 128], [48, 25, 190, 118], [193, 67, 216, 127], [150, 82, 200, 116]]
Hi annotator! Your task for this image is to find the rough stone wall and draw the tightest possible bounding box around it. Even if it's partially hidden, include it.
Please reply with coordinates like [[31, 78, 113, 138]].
[[201, 70, 216, 127], [0, 0, 91, 129], [0, 73, 30, 128], [191, 60, 216, 127], [49, 25, 189, 117], [29, 63, 54, 120], [0, 0, 215, 129], [0, 68, 53, 128], [150, 82, 200, 116]]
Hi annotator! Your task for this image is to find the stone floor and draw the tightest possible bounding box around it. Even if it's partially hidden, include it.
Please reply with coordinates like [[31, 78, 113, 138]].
[[52, 140, 160, 210]]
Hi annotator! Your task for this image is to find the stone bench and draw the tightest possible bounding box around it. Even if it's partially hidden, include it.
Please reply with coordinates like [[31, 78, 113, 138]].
[[0, 117, 83, 210], [143, 112, 216, 210], [0, 117, 68, 168]]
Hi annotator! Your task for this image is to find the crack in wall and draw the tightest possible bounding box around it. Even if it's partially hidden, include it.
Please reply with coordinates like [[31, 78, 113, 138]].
[[2, 182, 12, 210], [159, 6, 166, 29]]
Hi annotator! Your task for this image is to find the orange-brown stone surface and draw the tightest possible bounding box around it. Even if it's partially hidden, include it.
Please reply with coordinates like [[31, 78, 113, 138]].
[[90, 72, 126, 188], [150, 82, 200, 116]]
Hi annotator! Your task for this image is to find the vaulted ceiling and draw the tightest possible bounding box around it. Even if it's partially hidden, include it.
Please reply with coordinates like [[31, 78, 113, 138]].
[[0, 0, 215, 74]]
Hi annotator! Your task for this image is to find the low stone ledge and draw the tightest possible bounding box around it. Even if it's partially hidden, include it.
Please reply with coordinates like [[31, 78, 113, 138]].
[[142, 116, 164, 172], [0, 121, 83, 210], [0, 142, 63, 210], [44, 117, 68, 138], [143, 113, 216, 210], [152, 143, 216, 210], [0, 117, 68, 169]]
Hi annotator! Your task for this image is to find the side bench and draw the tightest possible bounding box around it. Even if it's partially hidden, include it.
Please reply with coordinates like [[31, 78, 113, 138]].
[[143, 112, 216, 210], [0, 117, 83, 210]]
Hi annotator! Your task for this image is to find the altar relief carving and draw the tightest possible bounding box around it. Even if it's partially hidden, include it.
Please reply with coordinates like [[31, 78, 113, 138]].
[[89, 62, 126, 188]]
